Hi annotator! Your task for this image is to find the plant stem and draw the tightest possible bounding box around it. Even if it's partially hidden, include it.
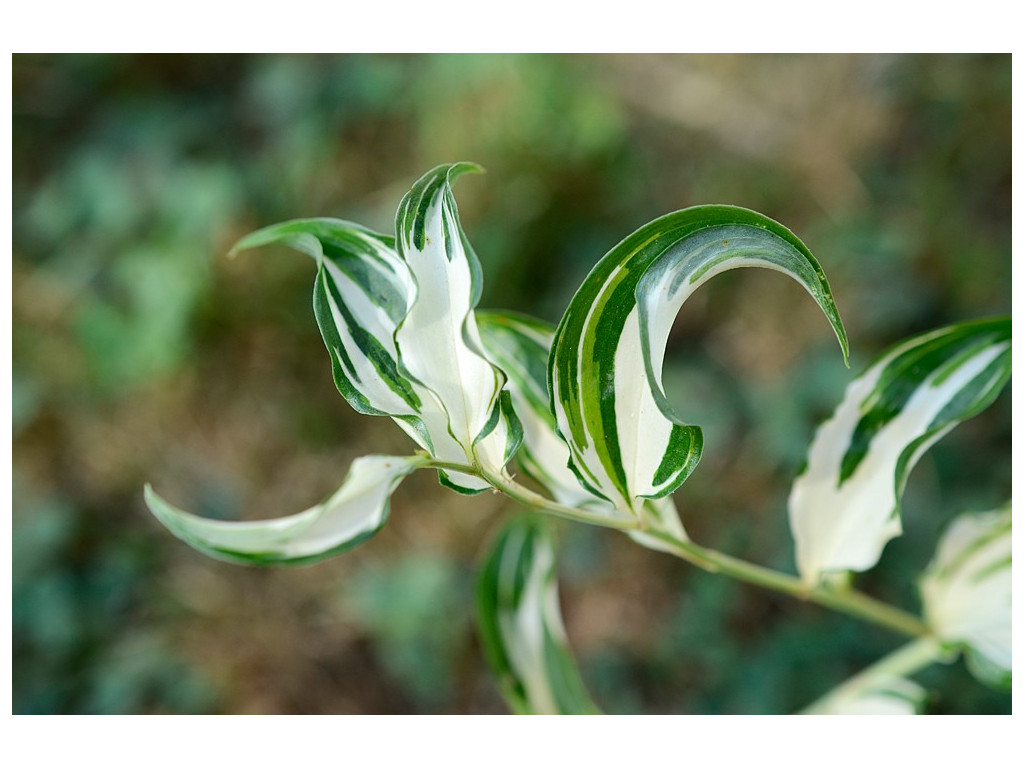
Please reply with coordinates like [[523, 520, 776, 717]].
[[800, 636, 947, 714], [421, 456, 927, 638], [419, 457, 642, 531], [480, 468, 643, 531], [644, 529, 929, 638]]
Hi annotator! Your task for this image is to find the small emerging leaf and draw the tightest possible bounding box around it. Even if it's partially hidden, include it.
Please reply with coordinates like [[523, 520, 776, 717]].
[[789, 318, 1011, 583], [476, 516, 601, 714], [550, 206, 848, 516], [920, 504, 1011, 689], [145, 455, 426, 566], [803, 676, 927, 715]]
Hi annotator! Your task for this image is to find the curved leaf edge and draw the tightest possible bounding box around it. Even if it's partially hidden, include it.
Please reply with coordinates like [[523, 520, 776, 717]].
[[548, 204, 849, 511], [144, 454, 428, 567]]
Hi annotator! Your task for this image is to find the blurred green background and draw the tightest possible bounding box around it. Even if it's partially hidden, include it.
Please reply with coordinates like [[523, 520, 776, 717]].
[[12, 53, 1011, 714]]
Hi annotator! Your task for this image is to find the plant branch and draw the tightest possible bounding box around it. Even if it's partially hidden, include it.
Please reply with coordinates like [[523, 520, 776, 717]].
[[642, 528, 929, 638], [418, 456, 643, 531], [421, 454, 927, 638], [479, 468, 643, 531]]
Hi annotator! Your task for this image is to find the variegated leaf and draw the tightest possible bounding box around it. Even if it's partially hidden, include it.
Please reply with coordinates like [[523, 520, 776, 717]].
[[477, 310, 687, 542], [920, 504, 1011, 689], [476, 516, 601, 715], [231, 219, 422, 423], [550, 206, 848, 515], [803, 675, 926, 715], [145, 455, 426, 566], [477, 311, 617, 512], [789, 318, 1011, 584], [230, 166, 523, 495], [394, 163, 521, 493]]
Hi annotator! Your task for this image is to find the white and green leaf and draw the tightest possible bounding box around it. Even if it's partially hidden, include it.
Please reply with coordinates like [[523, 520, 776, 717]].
[[802, 675, 927, 715], [478, 311, 619, 513], [920, 503, 1011, 689], [549, 206, 848, 515], [477, 310, 687, 542], [144, 455, 427, 566], [394, 163, 521, 492], [798, 675, 929, 720], [476, 516, 601, 715], [789, 318, 1011, 584], [229, 165, 522, 495], [232, 219, 421, 423]]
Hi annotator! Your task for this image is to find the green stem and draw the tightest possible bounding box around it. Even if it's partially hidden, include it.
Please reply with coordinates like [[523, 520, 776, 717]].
[[420, 457, 642, 531], [422, 456, 927, 638], [480, 468, 643, 531], [800, 636, 947, 714], [643, 529, 928, 638]]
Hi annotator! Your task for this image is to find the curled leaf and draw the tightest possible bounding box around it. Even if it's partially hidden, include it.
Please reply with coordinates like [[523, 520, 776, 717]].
[[232, 219, 421, 421], [550, 206, 847, 515], [145, 455, 426, 566]]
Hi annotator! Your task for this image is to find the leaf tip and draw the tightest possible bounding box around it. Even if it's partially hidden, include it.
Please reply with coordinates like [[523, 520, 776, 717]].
[[142, 482, 157, 508], [142, 483, 176, 530], [447, 161, 486, 183], [226, 232, 256, 259], [829, 307, 851, 368]]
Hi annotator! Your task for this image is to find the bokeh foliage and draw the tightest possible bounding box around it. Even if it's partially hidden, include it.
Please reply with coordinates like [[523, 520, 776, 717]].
[[13, 53, 1010, 714]]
